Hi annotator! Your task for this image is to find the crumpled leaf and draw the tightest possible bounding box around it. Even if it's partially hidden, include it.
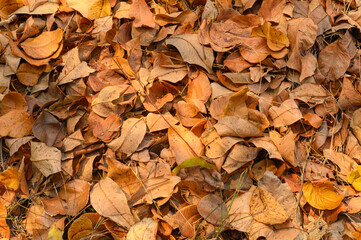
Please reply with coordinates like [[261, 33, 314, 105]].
[[90, 177, 134, 229], [172, 157, 216, 174], [107, 118, 146, 156], [302, 180, 343, 210], [269, 99, 303, 127], [166, 34, 214, 73], [347, 165, 361, 191], [252, 21, 289, 51], [68, 213, 106, 240], [126, 218, 158, 240], [30, 142, 61, 177]]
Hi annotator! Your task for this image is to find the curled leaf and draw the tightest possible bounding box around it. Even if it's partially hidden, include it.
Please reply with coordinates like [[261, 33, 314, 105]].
[[172, 157, 216, 174]]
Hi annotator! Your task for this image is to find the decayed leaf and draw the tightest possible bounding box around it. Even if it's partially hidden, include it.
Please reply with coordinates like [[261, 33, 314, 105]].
[[172, 204, 201, 238], [338, 77, 361, 111], [30, 142, 61, 177], [142, 82, 178, 112], [250, 185, 289, 225], [302, 180, 343, 210], [252, 21, 289, 51], [166, 34, 214, 73], [126, 218, 157, 240], [214, 116, 264, 138], [228, 191, 254, 232], [90, 177, 134, 229], [20, 29, 63, 59], [168, 124, 204, 164], [0, 110, 34, 138], [5, 136, 33, 156], [42, 180, 90, 216], [107, 118, 146, 156], [25, 204, 55, 239], [129, 0, 155, 28], [323, 149, 357, 180]]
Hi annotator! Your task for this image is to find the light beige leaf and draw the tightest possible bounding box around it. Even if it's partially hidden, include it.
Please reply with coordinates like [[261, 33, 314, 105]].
[[146, 112, 178, 132], [223, 144, 259, 173], [107, 118, 146, 157], [269, 99, 302, 127], [20, 29, 63, 59], [130, 176, 181, 205], [166, 34, 214, 73], [126, 218, 157, 240], [30, 142, 61, 177], [250, 185, 289, 225], [214, 116, 264, 138], [57, 47, 95, 85], [90, 177, 134, 229], [168, 124, 204, 164]]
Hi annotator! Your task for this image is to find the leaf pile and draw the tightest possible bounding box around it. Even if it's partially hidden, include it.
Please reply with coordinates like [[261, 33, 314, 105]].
[[1, 0, 361, 239]]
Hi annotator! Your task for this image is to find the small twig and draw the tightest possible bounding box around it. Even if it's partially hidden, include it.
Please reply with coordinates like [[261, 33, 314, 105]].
[[73, 143, 105, 157]]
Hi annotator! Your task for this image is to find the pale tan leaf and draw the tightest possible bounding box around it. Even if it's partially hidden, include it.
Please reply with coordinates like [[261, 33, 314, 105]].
[[166, 34, 214, 73], [90, 177, 134, 229], [30, 142, 61, 177], [126, 218, 157, 240]]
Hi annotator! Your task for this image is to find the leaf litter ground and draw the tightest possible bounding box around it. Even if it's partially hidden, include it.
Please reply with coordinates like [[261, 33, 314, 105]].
[[0, 0, 361, 239]]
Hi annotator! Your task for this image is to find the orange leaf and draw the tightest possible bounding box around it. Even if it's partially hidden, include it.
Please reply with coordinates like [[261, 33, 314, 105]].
[[0, 110, 34, 138]]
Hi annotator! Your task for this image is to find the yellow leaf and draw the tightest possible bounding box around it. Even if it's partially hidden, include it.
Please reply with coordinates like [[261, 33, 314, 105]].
[[0, 167, 19, 190], [0, 0, 24, 19], [347, 165, 361, 191], [172, 157, 216, 174], [88, 0, 111, 20], [302, 181, 343, 210], [48, 224, 63, 240], [252, 21, 289, 51]]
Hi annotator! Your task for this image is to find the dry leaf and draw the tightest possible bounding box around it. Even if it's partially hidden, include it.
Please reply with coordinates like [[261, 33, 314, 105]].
[[197, 194, 226, 225], [250, 185, 289, 225], [303, 180, 343, 210], [107, 118, 146, 156], [129, 0, 155, 28], [166, 34, 214, 73], [0, 167, 19, 190], [88, 0, 111, 20], [42, 180, 90, 216], [126, 218, 157, 240], [20, 29, 63, 59], [0, 110, 34, 138], [252, 21, 289, 51], [90, 177, 134, 229], [269, 99, 303, 127], [68, 213, 106, 240], [32, 111, 64, 146], [168, 124, 204, 164], [0, 92, 27, 115], [146, 112, 178, 132], [30, 142, 61, 177]]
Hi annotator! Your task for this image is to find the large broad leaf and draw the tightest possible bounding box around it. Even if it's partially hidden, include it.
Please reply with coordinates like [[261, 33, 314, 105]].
[[90, 177, 134, 229], [166, 34, 214, 73], [0, 110, 34, 138], [20, 29, 63, 59], [302, 180, 343, 210]]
